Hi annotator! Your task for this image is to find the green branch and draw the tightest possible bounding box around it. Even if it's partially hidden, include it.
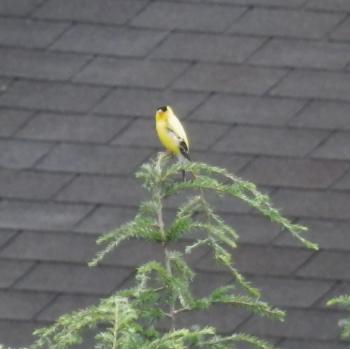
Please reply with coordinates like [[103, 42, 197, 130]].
[[30, 153, 317, 349]]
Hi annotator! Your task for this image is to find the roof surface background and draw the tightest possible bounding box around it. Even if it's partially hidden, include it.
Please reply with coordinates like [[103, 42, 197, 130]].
[[0, 0, 350, 348]]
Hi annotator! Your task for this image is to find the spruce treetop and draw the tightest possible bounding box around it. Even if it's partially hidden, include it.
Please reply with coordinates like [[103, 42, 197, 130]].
[[29, 154, 317, 349]]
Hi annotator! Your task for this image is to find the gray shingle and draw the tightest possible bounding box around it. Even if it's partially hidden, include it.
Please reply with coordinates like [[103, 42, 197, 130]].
[[94, 88, 207, 118], [191, 118, 239, 150], [0, 169, 73, 199], [0, 200, 93, 230], [271, 70, 350, 102], [17, 113, 129, 143], [104, 239, 208, 268], [0, 291, 53, 320], [190, 94, 304, 125], [0, 80, 108, 112], [0, 231, 98, 264], [273, 189, 350, 219], [167, 187, 253, 214], [298, 251, 350, 280], [331, 17, 350, 41], [0, 18, 68, 48], [275, 219, 350, 251], [201, 0, 305, 6], [37, 144, 151, 175], [131, 2, 246, 32], [15, 263, 132, 294], [0, 139, 51, 169], [102, 239, 163, 267], [282, 339, 347, 349], [53, 25, 167, 57], [241, 157, 348, 188], [0, 0, 42, 15], [241, 309, 345, 340], [0, 320, 37, 348], [191, 272, 232, 298], [235, 246, 312, 276], [174, 63, 287, 94], [251, 276, 333, 308], [214, 126, 328, 157], [0, 230, 16, 249], [306, 0, 350, 11], [37, 294, 99, 321], [290, 101, 350, 131], [0, 80, 15, 96], [334, 170, 350, 189], [220, 213, 281, 244], [152, 33, 263, 64], [312, 132, 350, 160], [250, 39, 350, 69], [191, 152, 252, 173], [196, 245, 312, 276], [229, 8, 344, 39], [0, 48, 90, 81], [0, 260, 34, 288], [75, 206, 136, 234], [0, 109, 32, 137], [56, 175, 146, 205], [74, 57, 189, 88], [174, 304, 250, 334], [0, 78, 11, 96], [34, 0, 148, 25]]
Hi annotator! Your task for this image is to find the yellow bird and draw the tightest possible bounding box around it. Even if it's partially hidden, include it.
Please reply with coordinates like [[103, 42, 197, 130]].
[[155, 105, 190, 179]]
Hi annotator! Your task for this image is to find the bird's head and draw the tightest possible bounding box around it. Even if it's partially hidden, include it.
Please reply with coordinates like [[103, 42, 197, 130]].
[[155, 105, 173, 121]]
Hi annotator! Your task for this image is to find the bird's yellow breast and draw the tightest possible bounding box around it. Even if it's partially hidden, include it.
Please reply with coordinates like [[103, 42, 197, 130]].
[[156, 120, 180, 155]]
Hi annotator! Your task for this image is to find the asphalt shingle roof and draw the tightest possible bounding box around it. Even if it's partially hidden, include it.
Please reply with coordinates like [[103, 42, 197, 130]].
[[0, 1, 350, 348]]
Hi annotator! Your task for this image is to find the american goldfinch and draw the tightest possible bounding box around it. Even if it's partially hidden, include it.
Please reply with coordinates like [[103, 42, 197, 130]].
[[155, 105, 190, 179]]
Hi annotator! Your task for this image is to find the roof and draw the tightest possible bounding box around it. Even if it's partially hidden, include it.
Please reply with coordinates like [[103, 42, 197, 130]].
[[0, 0, 350, 348]]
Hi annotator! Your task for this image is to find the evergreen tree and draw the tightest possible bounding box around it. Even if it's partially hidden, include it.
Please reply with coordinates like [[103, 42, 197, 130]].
[[28, 153, 317, 349], [327, 295, 350, 345]]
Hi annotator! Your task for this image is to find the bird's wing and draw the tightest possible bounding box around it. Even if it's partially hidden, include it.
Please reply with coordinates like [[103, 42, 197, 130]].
[[167, 114, 189, 149], [166, 114, 190, 160]]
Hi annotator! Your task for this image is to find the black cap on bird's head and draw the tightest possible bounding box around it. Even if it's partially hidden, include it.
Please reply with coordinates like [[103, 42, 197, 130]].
[[157, 106, 168, 112], [156, 105, 174, 121]]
